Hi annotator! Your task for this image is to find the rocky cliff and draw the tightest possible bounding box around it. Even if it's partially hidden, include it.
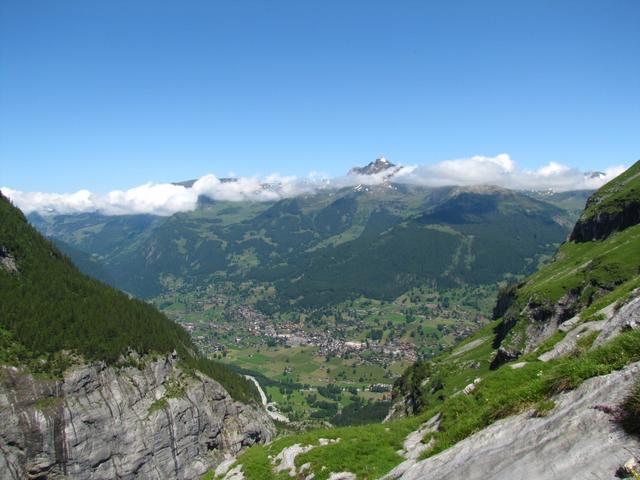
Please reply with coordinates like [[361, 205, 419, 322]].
[[570, 198, 640, 242], [0, 354, 275, 480], [569, 161, 640, 242]]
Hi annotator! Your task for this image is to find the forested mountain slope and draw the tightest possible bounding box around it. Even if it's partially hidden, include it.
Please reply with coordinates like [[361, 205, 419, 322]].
[[0, 192, 274, 479], [0, 191, 256, 400], [29, 184, 583, 310]]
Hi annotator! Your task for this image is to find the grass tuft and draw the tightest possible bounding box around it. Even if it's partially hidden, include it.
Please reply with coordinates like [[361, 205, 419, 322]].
[[619, 378, 640, 436]]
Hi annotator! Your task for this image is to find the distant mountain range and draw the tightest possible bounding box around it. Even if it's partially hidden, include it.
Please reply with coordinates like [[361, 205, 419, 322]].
[[26, 160, 593, 311]]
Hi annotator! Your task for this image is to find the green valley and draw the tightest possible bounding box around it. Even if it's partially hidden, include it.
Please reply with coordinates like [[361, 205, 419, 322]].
[[203, 160, 640, 480], [4, 3, 638, 477], [26, 174, 589, 426]]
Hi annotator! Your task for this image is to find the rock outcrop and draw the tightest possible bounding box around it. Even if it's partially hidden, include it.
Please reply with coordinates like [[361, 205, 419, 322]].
[[537, 289, 640, 362], [348, 157, 398, 176], [593, 290, 640, 347], [491, 291, 580, 369], [381, 413, 441, 479], [396, 362, 640, 480], [569, 163, 640, 243], [0, 354, 275, 480], [0, 246, 18, 274], [569, 198, 640, 242]]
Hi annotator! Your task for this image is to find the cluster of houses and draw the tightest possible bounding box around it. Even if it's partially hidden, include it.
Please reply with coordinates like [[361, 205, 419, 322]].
[[174, 293, 487, 367]]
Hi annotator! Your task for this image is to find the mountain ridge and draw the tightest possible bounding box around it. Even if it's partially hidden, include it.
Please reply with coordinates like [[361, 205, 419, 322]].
[[0, 192, 276, 479], [27, 183, 583, 308]]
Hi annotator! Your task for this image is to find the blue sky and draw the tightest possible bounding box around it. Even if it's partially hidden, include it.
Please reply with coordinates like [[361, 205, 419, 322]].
[[1, 0, 639, 194]]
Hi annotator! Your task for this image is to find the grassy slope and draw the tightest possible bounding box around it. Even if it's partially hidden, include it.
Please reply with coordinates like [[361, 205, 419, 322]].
[[581, 160, 640, 220], [208, 326, 640, 480], [518, 224, 640, 311], [207, 305, 639, 477], [205, 416, 424, 480]]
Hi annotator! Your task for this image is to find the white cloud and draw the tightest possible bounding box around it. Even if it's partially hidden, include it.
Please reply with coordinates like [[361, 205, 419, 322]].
[[102, 183, 197, 215], [0, 173, 329, 216], [1, 188, 100, 216], [396, 154, 626, 192], [537, 161, 570, 177], [1, 154, 627, 216]]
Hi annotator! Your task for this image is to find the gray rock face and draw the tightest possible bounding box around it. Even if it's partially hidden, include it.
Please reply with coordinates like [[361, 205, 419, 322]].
[[0, 246, 18, 274], [491, 291, 580, 369], [348, 157, 397, 176], [594, 290, 640, 347], [522, 292, 580, 351], [537, 289, 640, 362], [381, 413, 441, 480], [538, 319, 606, 362], [384, 395, 412, 423], [569, 167, 640, 243], [397, 362, 640, 480], [0, 355, 275, 479], [570, 199, 640, 242]]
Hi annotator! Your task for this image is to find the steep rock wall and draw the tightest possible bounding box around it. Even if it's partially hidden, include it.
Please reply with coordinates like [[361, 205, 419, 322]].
[[570, 199, 640, 242], [0, 355, 275, 479]]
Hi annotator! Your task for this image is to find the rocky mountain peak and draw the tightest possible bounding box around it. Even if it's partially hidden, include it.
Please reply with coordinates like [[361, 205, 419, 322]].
[[584, 171, 606, 180], [348, 157, 398, 176]]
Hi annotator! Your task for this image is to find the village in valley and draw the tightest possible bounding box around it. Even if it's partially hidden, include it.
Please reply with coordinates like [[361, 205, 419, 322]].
[[154, 280, 494, 424]]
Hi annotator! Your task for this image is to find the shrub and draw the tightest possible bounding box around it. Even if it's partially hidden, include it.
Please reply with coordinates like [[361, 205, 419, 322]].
[[619, 378, 640, 436]]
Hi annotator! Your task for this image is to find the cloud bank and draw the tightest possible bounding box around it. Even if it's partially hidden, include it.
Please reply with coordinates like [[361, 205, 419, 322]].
[[395, 154, 626, 191], [2, 154, 627, 216]]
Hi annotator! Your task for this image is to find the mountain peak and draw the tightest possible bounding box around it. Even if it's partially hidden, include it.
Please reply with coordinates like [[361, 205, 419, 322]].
[[348, 157, 397, 176], [584, 171, 606, 180]]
